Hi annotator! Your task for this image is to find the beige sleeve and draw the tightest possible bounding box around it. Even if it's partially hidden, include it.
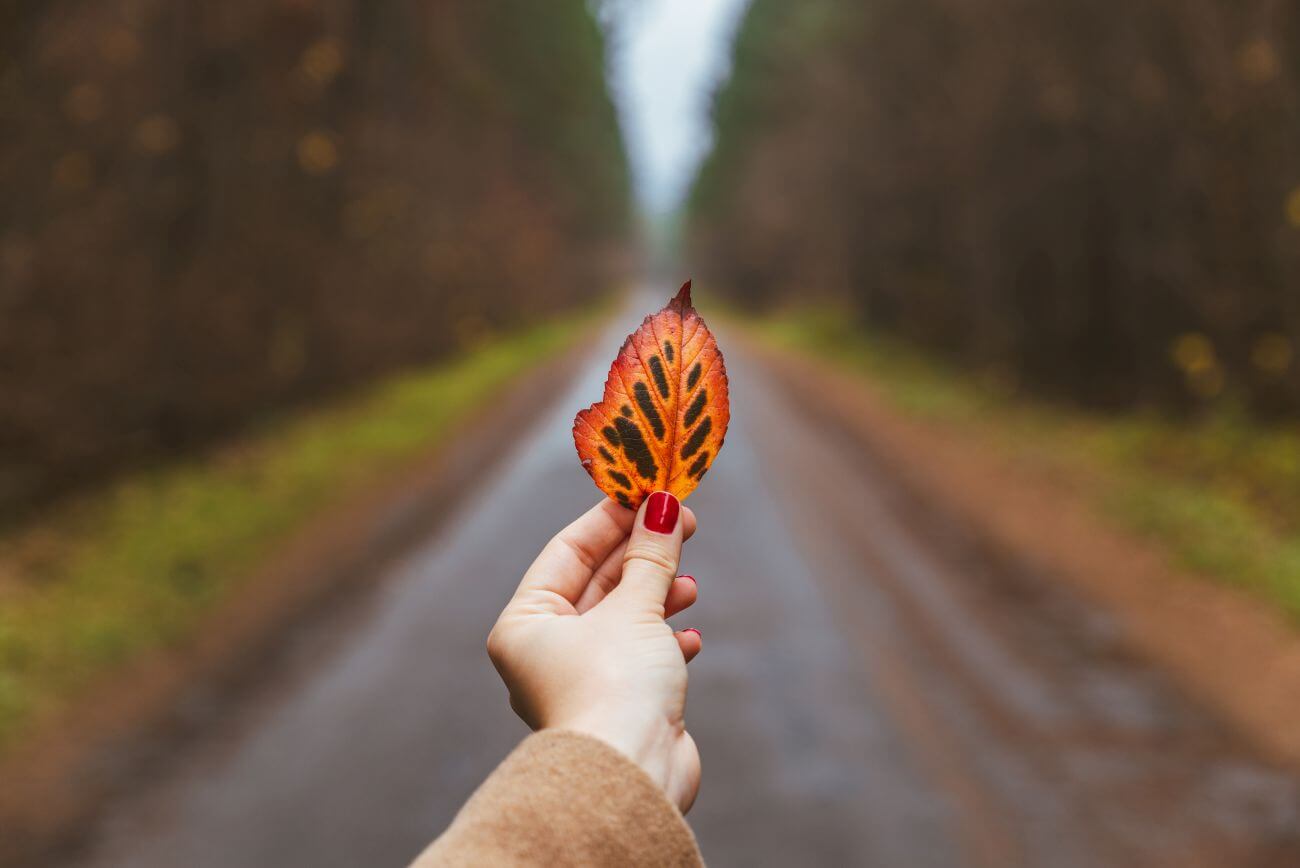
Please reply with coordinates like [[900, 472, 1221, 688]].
[[411, 729, 703, 868]]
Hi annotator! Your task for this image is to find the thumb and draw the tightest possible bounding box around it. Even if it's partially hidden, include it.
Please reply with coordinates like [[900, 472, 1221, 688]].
[[609, 491, 683, 614]]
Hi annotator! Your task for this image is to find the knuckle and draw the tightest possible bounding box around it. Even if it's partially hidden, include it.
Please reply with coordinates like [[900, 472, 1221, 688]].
[[555, 531, 601, 573], [622, 541, 678, 575], [485, 627, 508, 664]]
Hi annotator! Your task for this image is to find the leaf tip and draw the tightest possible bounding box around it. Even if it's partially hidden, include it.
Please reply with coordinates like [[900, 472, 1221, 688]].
[[674, 279, 693, 308]]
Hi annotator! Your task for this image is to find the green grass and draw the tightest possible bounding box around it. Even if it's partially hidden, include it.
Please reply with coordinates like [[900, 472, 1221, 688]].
[[749, 307, 1300, 618], [0, 316, 590, 750]]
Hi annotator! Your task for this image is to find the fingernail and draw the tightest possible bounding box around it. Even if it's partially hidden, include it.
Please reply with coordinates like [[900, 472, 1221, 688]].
[[684, 628, 702, 638], [679, 574, 696, 585], [643, 491, 679, 534]]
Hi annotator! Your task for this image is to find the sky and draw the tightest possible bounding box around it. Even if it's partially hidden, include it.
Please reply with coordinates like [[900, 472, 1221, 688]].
[[599, 0, 752, 217]]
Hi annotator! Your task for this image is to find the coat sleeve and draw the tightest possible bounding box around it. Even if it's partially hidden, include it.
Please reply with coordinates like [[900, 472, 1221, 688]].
[[410, 729, 703, 868]]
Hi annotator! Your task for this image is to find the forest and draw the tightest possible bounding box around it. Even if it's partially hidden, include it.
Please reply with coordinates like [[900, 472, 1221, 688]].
[[689, 0, 1300, 415], [0, 0, 629, 517]]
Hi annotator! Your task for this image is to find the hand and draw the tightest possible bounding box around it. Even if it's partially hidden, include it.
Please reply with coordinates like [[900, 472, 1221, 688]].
[[486, 492, 703, 813]]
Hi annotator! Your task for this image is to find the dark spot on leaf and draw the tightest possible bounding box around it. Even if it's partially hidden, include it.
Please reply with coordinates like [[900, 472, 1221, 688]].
[[633, 381, 665, 440], [680, 416, 711, 460], [608, 469, 633, 490], [663, 340, 674, 362], [687, 362, 702, 391], [688, 450, 710, 478], [615, 416, 658, 480], [648, 354, 671, 399], [684, 389, 708, 428]]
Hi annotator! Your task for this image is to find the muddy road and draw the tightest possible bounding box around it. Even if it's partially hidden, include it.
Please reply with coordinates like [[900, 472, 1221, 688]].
[[67, 290, 1300, 867]]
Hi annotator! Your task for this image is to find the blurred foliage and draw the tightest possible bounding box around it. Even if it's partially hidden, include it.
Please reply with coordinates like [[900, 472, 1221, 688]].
[[753, 309, 1300, 618], [0, 313, 590, 750], [691, 0, 1300, 415], [0, 0, 629, 517]]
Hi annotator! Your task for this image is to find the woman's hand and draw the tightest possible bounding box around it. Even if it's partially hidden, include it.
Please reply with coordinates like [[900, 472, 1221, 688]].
[[486, 492, 703, 813]]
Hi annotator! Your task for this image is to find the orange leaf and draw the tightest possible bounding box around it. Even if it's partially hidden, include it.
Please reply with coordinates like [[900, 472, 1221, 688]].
[[573, 281, 730, 510]]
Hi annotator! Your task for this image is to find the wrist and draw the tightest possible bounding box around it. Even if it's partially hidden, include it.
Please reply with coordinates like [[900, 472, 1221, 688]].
[[551, 711, 679, 792]]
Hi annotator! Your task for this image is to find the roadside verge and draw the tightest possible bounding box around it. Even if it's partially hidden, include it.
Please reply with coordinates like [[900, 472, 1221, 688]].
[[743, 333, 1300, 770], [0, 317, 598, 866]]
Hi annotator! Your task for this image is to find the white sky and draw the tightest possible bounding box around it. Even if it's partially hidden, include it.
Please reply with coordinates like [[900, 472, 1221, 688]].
[[600, 0, 751, 217]]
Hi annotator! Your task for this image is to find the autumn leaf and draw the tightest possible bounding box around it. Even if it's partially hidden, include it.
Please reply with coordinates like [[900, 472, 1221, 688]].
[[573, 281, 730, 509]]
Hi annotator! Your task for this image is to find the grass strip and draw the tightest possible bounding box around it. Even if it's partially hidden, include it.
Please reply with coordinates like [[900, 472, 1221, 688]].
[[747, 307, 1300, 619], [0, 315, 589, 749]]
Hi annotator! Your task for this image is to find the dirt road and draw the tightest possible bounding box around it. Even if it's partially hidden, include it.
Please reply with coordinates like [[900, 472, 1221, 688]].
[[67, 291, 1300, 867]]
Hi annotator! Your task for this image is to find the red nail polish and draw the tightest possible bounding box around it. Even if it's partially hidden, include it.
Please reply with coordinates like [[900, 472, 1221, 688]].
[[679, 574, 696, 585], [643, 491, 679, 534], [684, 628, 702, 638]]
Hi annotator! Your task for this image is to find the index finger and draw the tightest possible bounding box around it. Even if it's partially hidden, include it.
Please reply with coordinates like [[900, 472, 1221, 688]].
[[514, 498, 637, 606]]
